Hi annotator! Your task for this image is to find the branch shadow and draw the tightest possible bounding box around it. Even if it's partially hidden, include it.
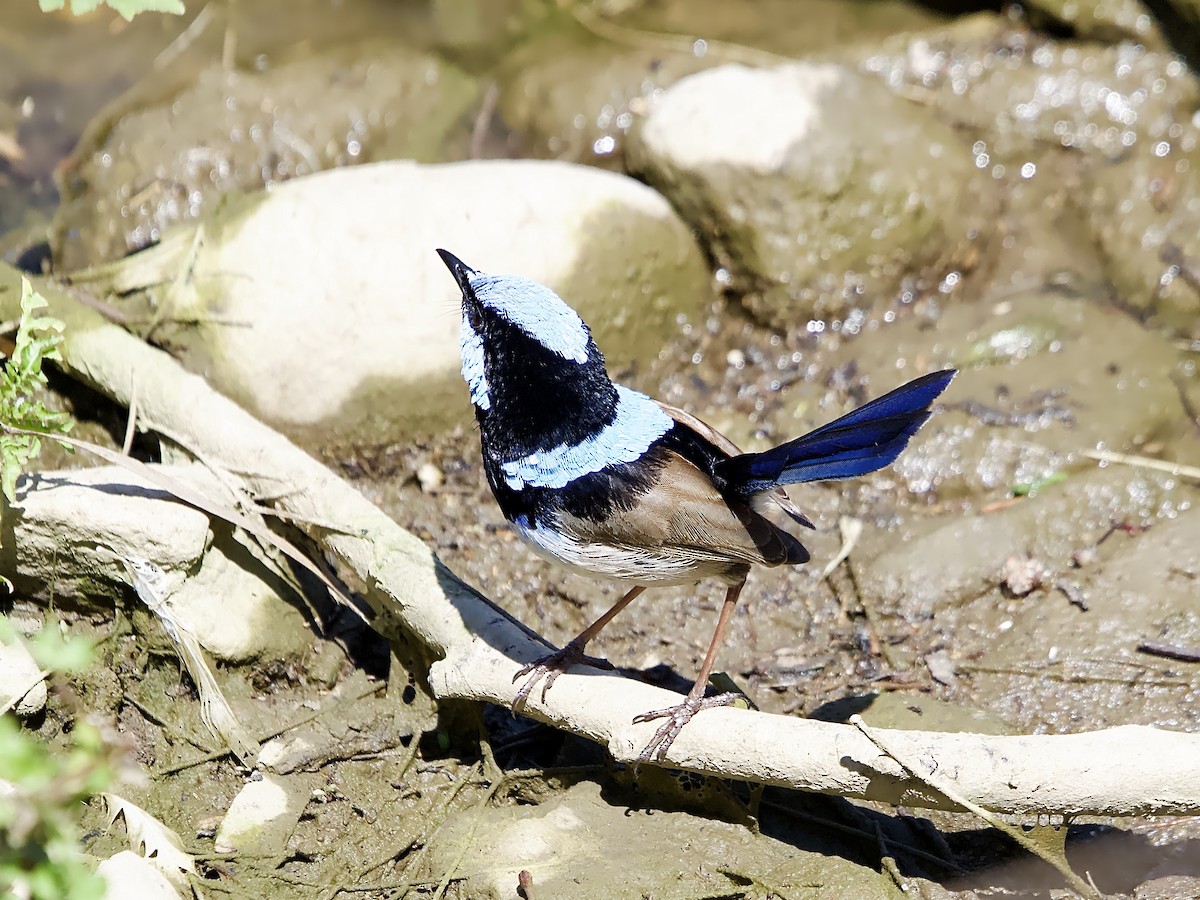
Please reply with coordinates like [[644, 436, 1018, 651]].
[[473, 653, 1200, 897]]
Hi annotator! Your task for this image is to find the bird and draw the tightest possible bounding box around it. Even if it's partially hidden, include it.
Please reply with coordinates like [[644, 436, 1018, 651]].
[[437, 248, 955, 762]]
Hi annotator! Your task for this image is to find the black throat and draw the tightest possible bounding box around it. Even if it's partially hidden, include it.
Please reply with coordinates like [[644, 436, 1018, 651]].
[[476, 319, 618, 460]]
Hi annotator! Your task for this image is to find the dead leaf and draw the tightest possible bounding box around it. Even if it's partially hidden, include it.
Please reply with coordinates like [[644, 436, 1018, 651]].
[[102, 792, 196, 887]]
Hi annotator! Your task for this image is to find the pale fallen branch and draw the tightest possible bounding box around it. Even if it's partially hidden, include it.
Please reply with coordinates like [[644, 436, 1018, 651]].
[[850, 715, 1101, 899], [3, 266, 1199, 818], [1083, 447, 1200, 481], [0, 423, 364, 625]]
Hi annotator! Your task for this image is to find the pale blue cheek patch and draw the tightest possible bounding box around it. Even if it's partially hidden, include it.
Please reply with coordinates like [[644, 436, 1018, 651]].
[[459, 317, 491, 410], [468, 273, 590, 364], [501, 385, 672, 490]]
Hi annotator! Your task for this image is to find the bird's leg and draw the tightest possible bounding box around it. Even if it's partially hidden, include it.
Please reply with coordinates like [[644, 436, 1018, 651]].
[[633, 579, 745, 762], [512, 585, 646, 710]]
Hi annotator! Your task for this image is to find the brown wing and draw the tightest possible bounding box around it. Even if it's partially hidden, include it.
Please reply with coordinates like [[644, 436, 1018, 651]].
[[562, 449, 808, 568], [656, 401, 815, 529]]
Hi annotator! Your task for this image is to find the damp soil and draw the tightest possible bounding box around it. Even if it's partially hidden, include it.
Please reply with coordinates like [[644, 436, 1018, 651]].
[[325, 275, 1200, 897], [29, 262, 1199, 897]]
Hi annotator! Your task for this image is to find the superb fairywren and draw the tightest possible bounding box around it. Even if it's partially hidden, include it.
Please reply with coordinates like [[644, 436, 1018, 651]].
[[438, 249, 954, 761]]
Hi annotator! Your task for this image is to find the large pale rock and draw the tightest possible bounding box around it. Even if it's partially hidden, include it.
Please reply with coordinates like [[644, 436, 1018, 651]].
[[87, 159, 713, 445], [53, 41, 478, 270], [3, 464, 213, 610], [628, 63, 999, 328], [2, 464, 314, 663]]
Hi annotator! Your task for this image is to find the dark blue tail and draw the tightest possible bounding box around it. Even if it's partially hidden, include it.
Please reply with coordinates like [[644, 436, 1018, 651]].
[[718, 369, 955, 496]]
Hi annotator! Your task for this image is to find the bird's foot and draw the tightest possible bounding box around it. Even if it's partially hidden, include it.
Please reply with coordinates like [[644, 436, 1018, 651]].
[[511, 639, 613, 711], [632, 692, 739, 763]]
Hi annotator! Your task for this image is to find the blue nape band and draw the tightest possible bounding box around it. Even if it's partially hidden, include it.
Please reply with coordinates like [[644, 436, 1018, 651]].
[[501, 386, 671, 489]]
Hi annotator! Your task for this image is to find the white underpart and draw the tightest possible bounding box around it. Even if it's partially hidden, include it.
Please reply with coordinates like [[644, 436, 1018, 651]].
[[510, 516, 730, 586], [500, 385, 672, 490], [469, 273, 590, 363]]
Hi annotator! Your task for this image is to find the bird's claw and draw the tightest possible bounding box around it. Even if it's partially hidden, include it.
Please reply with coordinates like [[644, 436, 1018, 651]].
[[511, 639, 613, 711], [633, 691, 739, 762]]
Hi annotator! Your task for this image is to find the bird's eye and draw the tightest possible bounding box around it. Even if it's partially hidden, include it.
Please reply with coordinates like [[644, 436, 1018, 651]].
[[464, 301, 483, 332]]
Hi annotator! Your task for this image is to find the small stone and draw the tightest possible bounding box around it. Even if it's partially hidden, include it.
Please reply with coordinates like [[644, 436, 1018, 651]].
[[417, 462, 444, 493], [925, 649, 957, 686], [1001, 554, 1049, 597], [1071, 546, 1099, 568], [214, 774, 311, 856], [195, 815, 221, 840]]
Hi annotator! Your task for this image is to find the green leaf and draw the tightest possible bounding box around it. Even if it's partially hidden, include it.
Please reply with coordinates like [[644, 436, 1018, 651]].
[[38, 0, 184, 19], [1011, 470, 1068, 497], [0, 638, 112, 900], [108, 0, 185, 19], [0, 279, 73, 504], [28, 623, 94, 674], [965, 319, 1061, 366]]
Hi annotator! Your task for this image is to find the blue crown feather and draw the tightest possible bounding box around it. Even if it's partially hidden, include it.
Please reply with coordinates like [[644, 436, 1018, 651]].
[[469, 273, 591, 364]]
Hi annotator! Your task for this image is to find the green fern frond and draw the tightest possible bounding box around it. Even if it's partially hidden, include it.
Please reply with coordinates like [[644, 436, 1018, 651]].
[[0, 279, 74, 504]]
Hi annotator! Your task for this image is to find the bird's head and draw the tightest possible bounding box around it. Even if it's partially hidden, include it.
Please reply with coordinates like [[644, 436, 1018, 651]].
[[436, 249, 616, 425]]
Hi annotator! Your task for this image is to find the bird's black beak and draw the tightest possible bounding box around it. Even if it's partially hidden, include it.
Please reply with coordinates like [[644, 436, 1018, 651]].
[[436, 248, 476, 296]]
